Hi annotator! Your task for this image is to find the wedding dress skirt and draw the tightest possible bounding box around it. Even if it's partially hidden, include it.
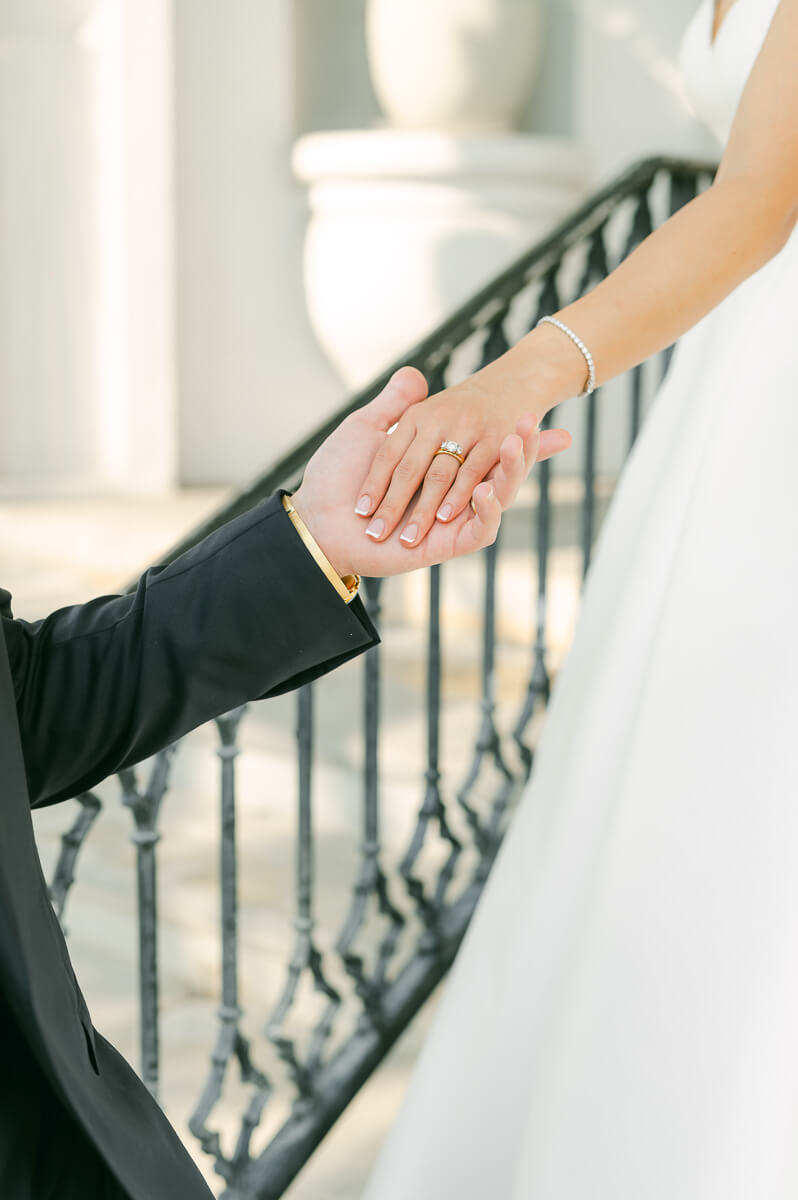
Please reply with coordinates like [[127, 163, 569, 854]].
[[363, 2, 798, 1196]]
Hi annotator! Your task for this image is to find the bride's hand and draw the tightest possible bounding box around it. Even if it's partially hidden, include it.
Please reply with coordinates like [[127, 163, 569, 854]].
[[354, 373, 571, 546]]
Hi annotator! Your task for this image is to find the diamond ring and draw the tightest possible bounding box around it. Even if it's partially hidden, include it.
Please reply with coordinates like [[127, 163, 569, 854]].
[[434, 440, 466, 466]]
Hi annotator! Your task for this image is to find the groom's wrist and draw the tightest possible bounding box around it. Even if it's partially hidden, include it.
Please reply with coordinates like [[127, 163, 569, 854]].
[[282, 491, 360, 603]]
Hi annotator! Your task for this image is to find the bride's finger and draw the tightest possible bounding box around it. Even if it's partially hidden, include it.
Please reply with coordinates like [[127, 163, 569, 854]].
[[400, 441, 498, 545], [354, 419, 416, 518], [439, 414, 536, 522], [364, 436, 451, 541], [352, 405, 420, 518]]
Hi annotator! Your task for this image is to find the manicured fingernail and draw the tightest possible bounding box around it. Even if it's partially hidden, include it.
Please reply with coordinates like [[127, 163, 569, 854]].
[[400, 523, 418, 544], [436, 503, 452, 522], [366, 517, 385, 539], [355, 495, 371, 515]]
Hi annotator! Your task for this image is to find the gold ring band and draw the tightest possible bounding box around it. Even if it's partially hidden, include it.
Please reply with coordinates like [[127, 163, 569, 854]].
[[434, 447, 465, 466], [469, 496, 477, 514]]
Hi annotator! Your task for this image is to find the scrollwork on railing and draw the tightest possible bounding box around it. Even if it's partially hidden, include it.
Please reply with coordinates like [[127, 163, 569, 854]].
[[48, 790, 103, 922], [41, 156, 716, 1198]]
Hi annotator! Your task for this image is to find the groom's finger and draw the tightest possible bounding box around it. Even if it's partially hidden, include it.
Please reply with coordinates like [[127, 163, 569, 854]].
[[536, 427, 572, 462], [490, 433, 527, 510], [364, 366, 428, 433], [514, 410, 572, 466], [466, 481, 502, 549], [514, 413, 540, 477]]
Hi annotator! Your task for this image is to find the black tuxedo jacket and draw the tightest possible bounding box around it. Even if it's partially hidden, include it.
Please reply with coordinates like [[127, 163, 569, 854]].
[[0, 493, 378, 1199]]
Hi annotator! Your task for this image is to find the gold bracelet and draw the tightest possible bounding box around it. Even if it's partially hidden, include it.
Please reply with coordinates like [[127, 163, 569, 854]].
[[281, 494, 360, 604]]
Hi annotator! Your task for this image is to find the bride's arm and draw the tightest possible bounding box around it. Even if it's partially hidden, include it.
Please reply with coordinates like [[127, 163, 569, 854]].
[[356, 0, 798, 546], [494, 0, 798, 406]]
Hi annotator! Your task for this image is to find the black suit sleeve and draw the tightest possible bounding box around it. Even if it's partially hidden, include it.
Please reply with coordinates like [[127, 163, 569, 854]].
[[0, 493, 378, 809]]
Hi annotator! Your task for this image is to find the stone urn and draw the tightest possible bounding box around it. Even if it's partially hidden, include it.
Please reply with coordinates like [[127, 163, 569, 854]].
[[293, 130, 586, 388], [365, 0, 544, 131]]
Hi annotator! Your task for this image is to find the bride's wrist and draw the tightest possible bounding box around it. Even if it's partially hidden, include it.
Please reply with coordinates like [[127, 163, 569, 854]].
[[477, 320, 594, 417]]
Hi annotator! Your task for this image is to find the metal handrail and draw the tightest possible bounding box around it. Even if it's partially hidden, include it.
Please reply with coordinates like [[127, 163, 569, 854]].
[[141, 155, 715, 570]]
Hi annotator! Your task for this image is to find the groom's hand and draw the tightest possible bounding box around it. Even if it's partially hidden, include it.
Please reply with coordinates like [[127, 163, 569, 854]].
[[290, 368, 570, 580]]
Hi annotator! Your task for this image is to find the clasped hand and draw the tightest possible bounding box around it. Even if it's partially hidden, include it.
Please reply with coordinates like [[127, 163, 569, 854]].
[[291, 367, 571, 581]]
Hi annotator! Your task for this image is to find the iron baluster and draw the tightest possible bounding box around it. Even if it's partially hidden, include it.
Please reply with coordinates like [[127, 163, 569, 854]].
[[190, 707, 270, 1185], [119, 747, 176, 1100], [49, 790, 103, 923], [480, 310, 511, 366], [511, 268, 562, 774], [264, 683, 341, 1106], [512, 420, 553, 774], [531, 266, 561, 331], [576, 226, 610, 579], [335, 577, 405, 1023], [629, 363, 645, 450], [621, 186, 654, 261], [670, 166, 701, 217], [456, 532, 515, 865], [581, 387, 599, 579], [399, 564, 462, 946], [452, 309, 516, 857]]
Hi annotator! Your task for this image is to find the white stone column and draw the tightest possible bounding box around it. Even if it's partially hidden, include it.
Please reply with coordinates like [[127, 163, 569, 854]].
[[0, 1, 101, 492], [173, 0, 342, 488], [0, 0, 176, 496], [113, 0, 178, 493]]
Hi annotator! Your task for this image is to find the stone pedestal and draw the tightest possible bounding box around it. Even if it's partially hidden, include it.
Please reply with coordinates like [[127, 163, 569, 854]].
[[293, 130, 586, 387]]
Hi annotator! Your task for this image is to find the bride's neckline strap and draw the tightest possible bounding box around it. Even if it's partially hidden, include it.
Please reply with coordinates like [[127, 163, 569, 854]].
[[710, 0, 741, 48]]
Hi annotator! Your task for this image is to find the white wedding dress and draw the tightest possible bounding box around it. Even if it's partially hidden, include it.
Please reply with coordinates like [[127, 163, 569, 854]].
[[363, 2, 798, 1196]]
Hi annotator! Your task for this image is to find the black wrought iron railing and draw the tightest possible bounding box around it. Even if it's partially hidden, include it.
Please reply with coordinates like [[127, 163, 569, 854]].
[[36, 155, 716, 1199]]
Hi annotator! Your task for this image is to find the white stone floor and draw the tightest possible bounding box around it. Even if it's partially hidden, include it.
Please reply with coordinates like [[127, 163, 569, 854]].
[[1, 483, 594, 1199]]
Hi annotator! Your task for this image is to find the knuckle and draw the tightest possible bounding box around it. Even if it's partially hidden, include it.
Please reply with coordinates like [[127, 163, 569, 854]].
[[425, 466, 454, 487], [478, 521, 498, 548], [459, 461, 485, 485], [393, 461, 418, 483], [360, 472, 382, 493], [377, 499, 401, 521], [374, 444, 398, 469]]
